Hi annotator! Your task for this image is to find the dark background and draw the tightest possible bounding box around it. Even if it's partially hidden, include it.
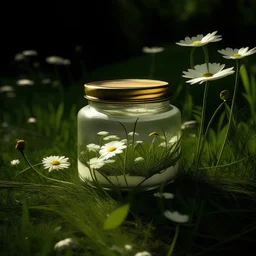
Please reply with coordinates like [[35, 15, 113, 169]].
[[1, 0, 256, 77]]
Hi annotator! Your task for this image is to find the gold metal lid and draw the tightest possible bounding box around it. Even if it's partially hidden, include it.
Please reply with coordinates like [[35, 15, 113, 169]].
[[84, 79, 171, 103]]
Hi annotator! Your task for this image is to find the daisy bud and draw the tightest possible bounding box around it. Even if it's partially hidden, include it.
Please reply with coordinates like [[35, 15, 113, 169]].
[[220, 90, 229, 101], [149, 131, 159, 136], [15, 139, 25, 151]]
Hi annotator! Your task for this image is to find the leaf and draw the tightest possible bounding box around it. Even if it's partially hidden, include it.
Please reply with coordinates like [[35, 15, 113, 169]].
[[240, 64, 250, 94], [103, 203, 130, 230]]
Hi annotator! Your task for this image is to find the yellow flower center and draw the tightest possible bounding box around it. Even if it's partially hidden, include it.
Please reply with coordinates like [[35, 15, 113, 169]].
[[202, 72, 213, 77], [232, 53, 241, 57], [193, 40, 201, 45], [51, 160, 60, 165], [108, 147, 116, 152]]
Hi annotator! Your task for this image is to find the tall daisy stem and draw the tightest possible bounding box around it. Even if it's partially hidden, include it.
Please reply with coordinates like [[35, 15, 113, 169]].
[[195, 81, 209, 170], [216, 59, 240, 166], [167, 224, 180, 256]]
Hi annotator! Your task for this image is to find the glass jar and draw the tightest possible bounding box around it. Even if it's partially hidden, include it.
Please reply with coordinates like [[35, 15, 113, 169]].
[[77, 79, 181, 190]]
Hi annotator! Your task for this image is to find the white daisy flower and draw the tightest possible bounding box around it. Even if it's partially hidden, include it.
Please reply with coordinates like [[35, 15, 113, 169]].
[[128, 132, 139, 136], [142, 46, 164, 54], [99, 141, 127, 159], [42, 156, 70, 172], [86, 143, 100, 151], [54, 238, 76, 251], [88, 157, 115, 169], [27, 117, 37, 123], [153, 192, 174, 199], [176, 31, 222, 47], [16, 79, 34, 86], [88, 157, 106, 169], [135, 251, 152, 256], [134, 157, 144, 163], [11, 159, 20, 165], [14, 53, 25, 61], [182, 63, 235, 85], [181, 120, 197, 130], [22, 50, 38, 56], [0, 85, 14, 93], [164, 210, 189, 223], [120, 139, 128, 144], [218, 47, 256, 59], [97, 131, 109, 136], [103, 135, 120, 141], [124, 244, 133, 251], [135, 140, 143, 144], [46, 56, 70, 65]]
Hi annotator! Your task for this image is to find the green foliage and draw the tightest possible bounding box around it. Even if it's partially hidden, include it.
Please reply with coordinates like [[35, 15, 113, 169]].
[[103, 204, 130, 230]]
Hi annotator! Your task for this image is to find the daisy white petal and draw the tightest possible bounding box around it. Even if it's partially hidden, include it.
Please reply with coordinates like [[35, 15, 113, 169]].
[[176, 31, 222, 47], [103, 135, 120, 141], [154, 192, 174, 199], [134, 157, 144, 163], [88, 157, 106, 169], [99, 141, 127, 159], [0, 85, 14, 93], [183, 63, 235, 85], [218, 47, 256, 59], [27, 117, 37, 123], [164, 210, 189, 223], [42, 156, 70, 172], [142, 46, 164, 54], [134, 251, 152, 256], [22, 50, 38, 56], [54, 238, 77, 251], [97, 131, 109, 136], [11, 159, 20, 165], [86, 143, 100, 151], [17, 79, 34, 86], [14, 53, 25, 61]]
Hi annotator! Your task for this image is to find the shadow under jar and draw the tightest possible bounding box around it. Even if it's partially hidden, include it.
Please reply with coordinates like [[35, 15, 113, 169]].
[[77, 79, 181, 190]]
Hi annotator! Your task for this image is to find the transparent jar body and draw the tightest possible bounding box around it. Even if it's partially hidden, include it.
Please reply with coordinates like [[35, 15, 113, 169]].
[[77, 100, 181, 190]]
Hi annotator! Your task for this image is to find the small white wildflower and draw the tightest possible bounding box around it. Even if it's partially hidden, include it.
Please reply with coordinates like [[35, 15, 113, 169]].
[[86, 143, 100, 151], [103, 135, 120, 141], [54, 238, 76, 251], [11, 159, 20, 166], [22, 50, 38, 56], [42, 156, 70, 172], [176, 31, 222, 47], [181, 120, 197, 130], [164, 210, 189, 223], [14, 53, 25, 61], [183, 63, 235, 85], [88, 157, 114, 169], [124, 244, 133, 250], [128, 132, 139, 136], [218, 47, 256, 59], [121, 139, 128, 144], [135, 140, 143, 144], [0, 85, 14, 93], [142, 46, 164, 54], [27, 117, 37, 123], [16, 79, 34, 86], [134, 251, 152, 256], [97, 131, 109, 136], [99, 141, 127, 159], [169, 136, 179, 144], [154, 192, 174, 199], [134, 157, 144, 163], [46, 56, 70, 65], [41, 78, 52, 84]]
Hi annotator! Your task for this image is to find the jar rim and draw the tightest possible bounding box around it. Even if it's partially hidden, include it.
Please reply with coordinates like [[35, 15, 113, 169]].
[[84, 79, 171, 103]]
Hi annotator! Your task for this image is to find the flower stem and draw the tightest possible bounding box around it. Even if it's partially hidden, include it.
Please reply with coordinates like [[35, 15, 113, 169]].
[[198, 101, 225, 161], [195, 81, 209, 170], [216, 59, 240, 166], [19, 150, 74, 186], [202, 46, 209, 71], [190, 48, 196, 69], [167, 224, 180, 256]]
